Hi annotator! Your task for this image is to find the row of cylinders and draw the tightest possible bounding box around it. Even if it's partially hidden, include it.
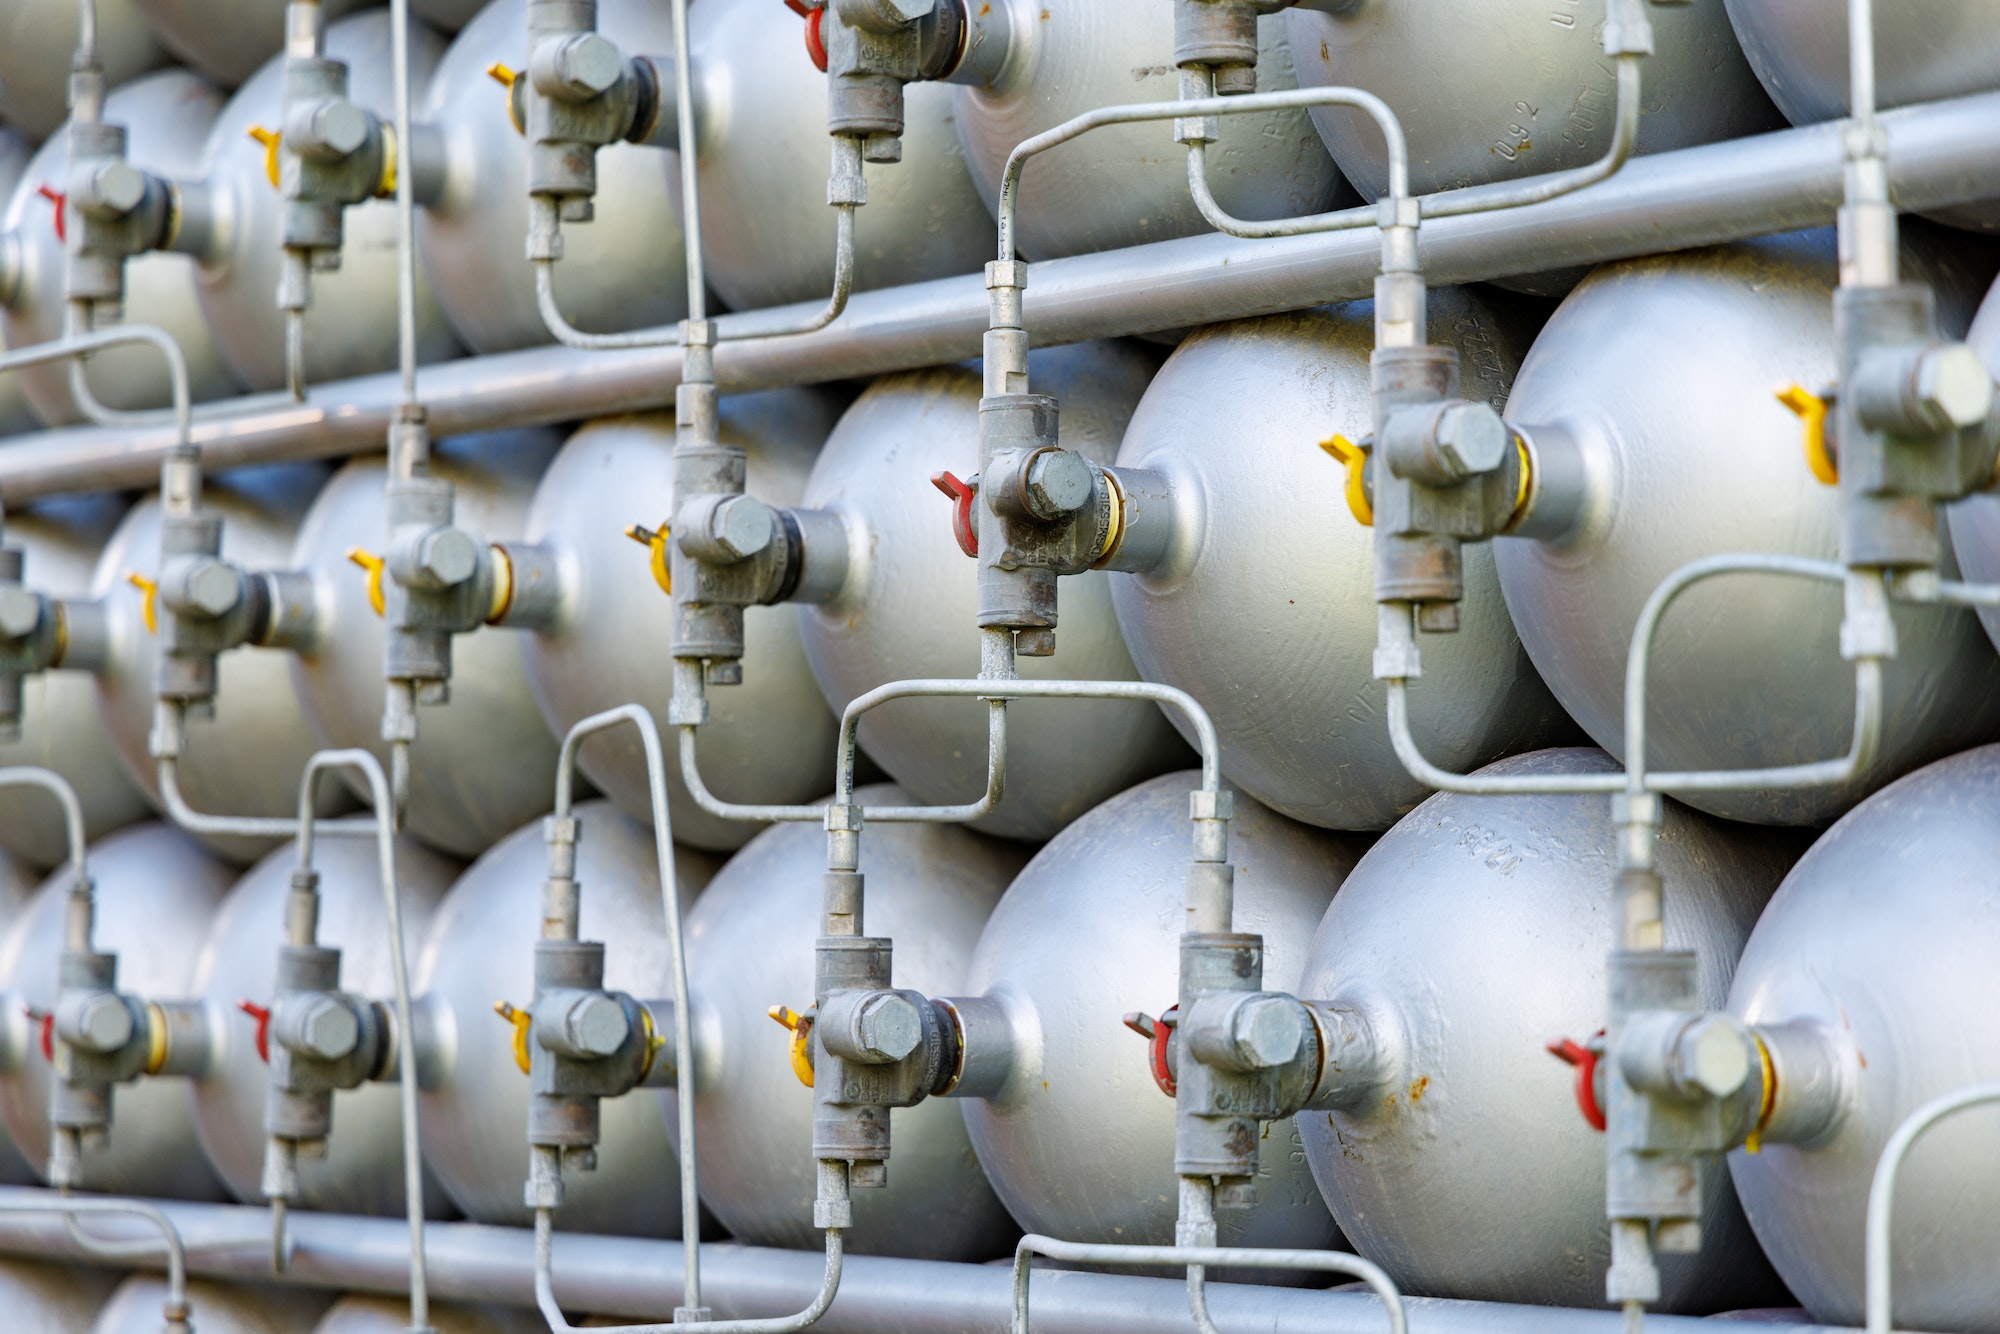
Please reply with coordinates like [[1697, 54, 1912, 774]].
[[2, 0, 1998, 436]]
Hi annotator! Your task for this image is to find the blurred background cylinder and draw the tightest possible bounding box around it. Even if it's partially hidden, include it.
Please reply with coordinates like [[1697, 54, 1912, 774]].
[[1112, 293, 1572, 832], [679, 0, 994, 311], [523, 396, 844, 853], [799, 344, 1190, 842], [676, 784, 1023, 1258], [1299, 748, 1794, 1311], [194, 10, 461, 391], [1943, 271, 2000, 638], [1725, 0, 2000, 230], [0, 1257, 118, 1333], [90, 1275, 329, 1334], [92, 464, 348, 865], [953, 0, 1350, 261], [962, 771, 1359, 1260], [290, 429, 561, 859], [0, 495, 151, 869], [0, 69, 242, 425], [0, 0, 163, 139], [0, 849, 45, 1184], [415, 800, 719, 1233], [313, 1294, 544, 1334], [0, 123, 39, 436], [1495, 228, 2000, 825], [419, 0, 690, 354], [132, 0, 367, 89], [0, 823, 234, 1198], [1729, 743, 2000, 1332], [188, 833, 461, 1215]]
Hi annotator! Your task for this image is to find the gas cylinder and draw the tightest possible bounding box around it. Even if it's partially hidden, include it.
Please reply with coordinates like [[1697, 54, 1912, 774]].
[[132, 0, 367, 90], [0, 495, 151, 870], [0, 822, 235, 1198], [313, 1294, 545, 1334], [289, 428, 562, 859], [194, 10, 461, 392], [1942, 272, 2000, 640], [92, 463, 348, 866], [680, 0, 994, 311], [0, 123, 39, 436], [1111, 290, 1572, 832], [418, 0, 689, 354], [188, 832, 460, 1216], [799, 343, 1191, 842], [0, 847, 43, 1185], [0, 0, 162, 139], [1286, 0, 1780, 208], [1298, 748, 1794, 1310], [522, 395, 845, 853], [953, 0, 1350, 261], [90, 1276, 330, 1334], [1495, 228, 2000, 824], [415, 799, 720, 1233], [1724, 0, 2000, 230], [676, 783, 1024, 1258], [410, 0, 486, 33], [1728, 743, 2000, 1332], [0, 1258, 117, 1334], [0, 69, 242, 426], [961, 771, 1359, 1257]]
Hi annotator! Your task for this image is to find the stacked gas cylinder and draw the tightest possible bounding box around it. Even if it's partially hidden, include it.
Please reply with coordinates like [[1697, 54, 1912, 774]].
[[0, 0, 1995, 1332]]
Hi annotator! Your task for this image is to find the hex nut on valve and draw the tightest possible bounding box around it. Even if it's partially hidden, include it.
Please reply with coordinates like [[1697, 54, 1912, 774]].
[[181, 559, 244, 618], [0, 588, 40, 639], [297, 99, 370, 158], [560, 992, 630, 1058], [706, 496, 777, 561], [293, 996, 361, 1061], [855, 992, 923, 1063], [69, 993, 135, 1054], [1434, 401, 1509, 478], [1224, 994, 1306, 1071], [80, 160, 146, 217], [1914, 343, 1995, 430], [416, 527, 480, 588], [1673, 1013, 1751, 1099], [1024, 450, 1095, 520], [547, 33, 624, 98]]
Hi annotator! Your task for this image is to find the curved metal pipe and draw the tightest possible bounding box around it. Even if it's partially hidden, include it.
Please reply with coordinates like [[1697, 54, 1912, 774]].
[[0, 766, 88, 885], [0, 1195, 189, 1327], [1864, 1081, 2000, 1334], [0, 323, 191, 452]]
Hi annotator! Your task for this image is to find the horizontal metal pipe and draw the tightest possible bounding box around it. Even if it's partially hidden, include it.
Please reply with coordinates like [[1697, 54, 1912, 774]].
[[0, 91, 1996, 502], [0, 1189, 1842, 1334]]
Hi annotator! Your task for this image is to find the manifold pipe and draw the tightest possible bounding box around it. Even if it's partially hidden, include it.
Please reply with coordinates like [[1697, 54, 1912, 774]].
[[2, 88, 1998, 497], [0, 1189, 1845, 1334]]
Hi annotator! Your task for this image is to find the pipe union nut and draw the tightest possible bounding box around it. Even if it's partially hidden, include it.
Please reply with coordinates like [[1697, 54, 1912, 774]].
[[540, 33, 625, 100], [0, 587, 41, 640], [1434, 401, 1509, 477], [292, 995, 361, 1061], [81, 160, 147, 217], [170, 557, 244, 619], [1913, 343, 1994, 430], [1672, 1013, 1751, 1100], [66, 991, 136, 1054], [560, 991, 631, 1058], [854, 992, 923, 1063], [295, 99, 371, 159], [1023, 449, 1095, 520], [1223, 994, 1305, 1071], [416, 526, 480, 589], [705, 495, 776, 562]]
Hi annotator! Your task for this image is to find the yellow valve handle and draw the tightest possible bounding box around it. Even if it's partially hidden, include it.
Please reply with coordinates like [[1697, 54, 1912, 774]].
[[1318, 434, 1374, 527], [247, 126, 281, 190], [487, 62, 526, 137], [767, 1004, 815, 1089], [1777, 385, 1837, 486], [125, 572, 159, 635], [347, 548, 387, 618], [625, 523, 672, 597], [494, 1000, 533, 1076]]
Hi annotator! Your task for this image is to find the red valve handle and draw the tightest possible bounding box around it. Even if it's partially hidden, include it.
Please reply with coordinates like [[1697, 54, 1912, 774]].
[[238, 999, 273, 1064], [1546, 1031, 1606, 1133], [35, 184, 65, 242], [1122, 1004, 1178, 1097], [930, 470, 980, 558], [23, 1004, 52, 1062], [804, 7, 827, 73]]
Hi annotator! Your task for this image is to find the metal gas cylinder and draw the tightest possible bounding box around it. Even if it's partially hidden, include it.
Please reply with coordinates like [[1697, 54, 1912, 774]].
[[1727, 743, 2000, 1331], [1112, 292, 1570, 832], [799, 344, 1191, 842], [0, 1257, 118, 1334], [522, 396, 845, 853], [962, 771, 1359, 1256], [680, 0, 994, 311], [418, 0, 689, 354], [133, 0, 367, 90], [0, 848, 44, 1185], [290, 428, 562, 859], [1298, 748, 1794, 1310], [953, 0, 1350, 261], [1, 69, 242, 426], [1287, 0, 1780, 210], [0, 495, 151, 870], [0, 0, 162, 139], [409, 0, 486, 34], [92, 463, 347, 866], [313, 1294, 544, 1334], [415, 799, 720, 1233], [1496, 228, 2000, 825], [90, 1276, 330, 1334], [0, 122, 39, 436], [0, 822, 235, 1198], [677, 783, 1024, 1258], [1724, 0, 2000, 230], [189, 832, 460, 1215], [1942, 273, 2000, 640], [195, 9, 461, 391]]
